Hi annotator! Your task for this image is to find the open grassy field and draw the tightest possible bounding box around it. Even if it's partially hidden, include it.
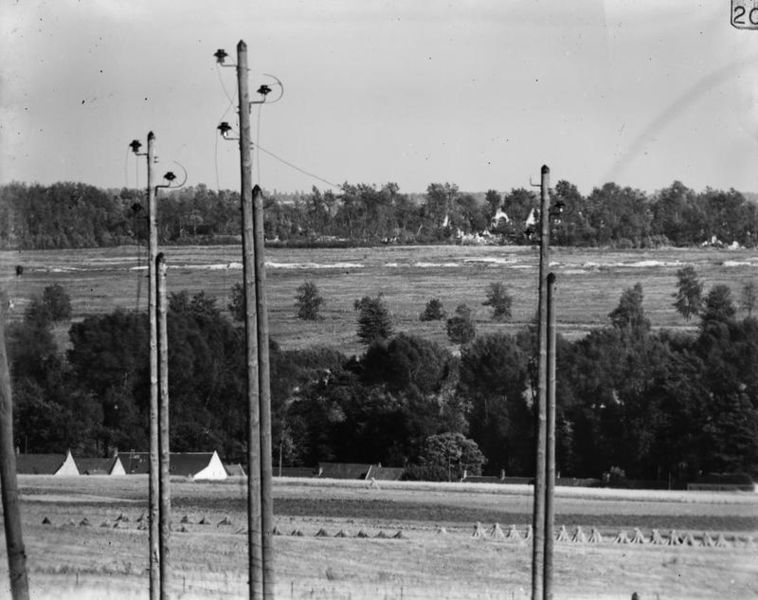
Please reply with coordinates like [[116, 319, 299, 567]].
[[2, 476, 756, 599], [2, 244, 757, 354]]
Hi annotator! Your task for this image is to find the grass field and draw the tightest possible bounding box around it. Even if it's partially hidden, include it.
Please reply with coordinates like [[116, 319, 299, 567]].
[[2, 476, 757, 599], [2, 244, 757, 354]]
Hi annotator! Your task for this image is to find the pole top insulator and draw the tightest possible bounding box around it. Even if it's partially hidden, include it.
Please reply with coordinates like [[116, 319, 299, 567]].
[[252, 184, 262, 196], [237, 40, 247, 51], [148, 131, 155, 140], [541, 164, 549, 174]]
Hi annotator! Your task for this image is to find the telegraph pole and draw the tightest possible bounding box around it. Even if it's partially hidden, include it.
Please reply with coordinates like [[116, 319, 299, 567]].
[[544, 271, 557, 600], [531, 164, 550, 600], [253, 184, 275, 597], [237, 40, 264, 600], [0, 297, 29, 600], [157, 252, 171, 599], [147, 131, 160, 600]]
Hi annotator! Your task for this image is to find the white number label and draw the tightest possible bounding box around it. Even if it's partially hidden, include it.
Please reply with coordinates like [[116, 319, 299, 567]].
[[732, 0, 758, 29]]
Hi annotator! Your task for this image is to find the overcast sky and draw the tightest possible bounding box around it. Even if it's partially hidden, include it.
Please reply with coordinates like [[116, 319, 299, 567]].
[[1, 1, 757, 196]]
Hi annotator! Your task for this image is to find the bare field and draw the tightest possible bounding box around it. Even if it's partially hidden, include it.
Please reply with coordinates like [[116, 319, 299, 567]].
[[2, 476, 757, 599], [2, 245, 757, 354]]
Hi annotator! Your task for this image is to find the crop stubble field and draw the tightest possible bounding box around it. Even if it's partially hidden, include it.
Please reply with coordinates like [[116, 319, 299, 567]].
[[1, 476, 757, 599], [1, 244, 757, 354]]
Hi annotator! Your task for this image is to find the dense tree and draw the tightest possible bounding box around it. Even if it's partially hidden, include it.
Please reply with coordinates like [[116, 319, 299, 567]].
[[419, 298, 446, 322], [482, 282, 513, 321], [458, 333, 531, 475], [419, 432, 486, 480], [3, 180, 757, 249], [295, 281, 324, 321], [740, 281, 757, 318], [446, 304, 476, 345], [608, 282, 650, 334], [227, 282, 244, 322], [672, 266, 703, 321], [701, 285, 736, 325], [354, 294, 393, 345], [361, 334, 453, 396]]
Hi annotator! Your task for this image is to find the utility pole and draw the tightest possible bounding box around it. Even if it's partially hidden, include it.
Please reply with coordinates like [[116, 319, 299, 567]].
[[0, 296, 29, 600], [253, 184, 275, 597], [544, 271, 557, 600], [147, 131, 160, 600], [531, 164, 550, 600], [157, 252, 171, 599], [237, 40, 264, 600]]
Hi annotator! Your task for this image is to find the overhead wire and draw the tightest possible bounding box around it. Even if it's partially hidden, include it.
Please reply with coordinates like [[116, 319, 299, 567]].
[[214, 64, 339, 190], [252, 141, 341, 189]]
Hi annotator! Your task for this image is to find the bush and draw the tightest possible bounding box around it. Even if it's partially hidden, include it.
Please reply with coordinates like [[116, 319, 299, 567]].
[[446, 304, 475, 344], [482, 282, 512, 321], [295, 281, 324, 320], [419, 298, 446, 321]]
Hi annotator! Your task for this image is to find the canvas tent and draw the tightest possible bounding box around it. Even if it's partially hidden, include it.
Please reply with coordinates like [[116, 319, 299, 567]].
[[74, 456, 125, 475], [121, 451, 228, 480], [16, 450, 79, 476]]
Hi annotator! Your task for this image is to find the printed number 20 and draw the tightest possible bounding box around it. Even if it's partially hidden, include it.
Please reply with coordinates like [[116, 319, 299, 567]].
[[733, 5, 758, 26]]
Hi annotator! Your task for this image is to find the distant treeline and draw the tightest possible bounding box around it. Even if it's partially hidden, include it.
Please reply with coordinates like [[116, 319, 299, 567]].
[[7, 275, 757, 484], [1, 180, 756, 249]]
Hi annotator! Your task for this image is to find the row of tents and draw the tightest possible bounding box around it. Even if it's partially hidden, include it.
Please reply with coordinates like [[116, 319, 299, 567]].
[[16, 450, 230, 480], [15, 451, 406, 483]]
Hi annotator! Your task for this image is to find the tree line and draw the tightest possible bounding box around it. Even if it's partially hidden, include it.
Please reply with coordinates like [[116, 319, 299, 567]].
[[1, 180, 756, 249], [7, 270, 757, 484]]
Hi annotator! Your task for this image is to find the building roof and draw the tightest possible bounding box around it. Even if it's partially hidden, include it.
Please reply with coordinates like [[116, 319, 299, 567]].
[[318, 462, 373, 480], [225, 463, 246, 477], [74, 456, 120, 475], [367, 465, 405, 481], [120, 452, 222, 477], [276, 467, 317, 478], [16, 453, 70, 475]]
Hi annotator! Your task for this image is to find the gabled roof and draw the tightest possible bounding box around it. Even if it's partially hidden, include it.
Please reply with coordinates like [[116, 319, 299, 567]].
[[16, 453, 69, 475], [120, 452, 151, 475], [74, 456, 120, 475], [276, 467, 317, 478], [367, 465, 405, 481], [225, 463, 246, 477], [318, 462, 373, 480]]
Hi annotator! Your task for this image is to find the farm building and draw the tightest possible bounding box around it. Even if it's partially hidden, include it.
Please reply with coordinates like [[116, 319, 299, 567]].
[[74, 455, 125, 476], [276, 466, 317, 478], [121, 451, 229, 480], [16, 450, 79, 476], [317, 462, 404, 481]]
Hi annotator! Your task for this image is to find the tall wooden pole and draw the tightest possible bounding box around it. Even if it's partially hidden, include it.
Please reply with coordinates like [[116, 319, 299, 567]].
[[544, 272, 557, 600], [0, 297, 29, 600], [147, 131, 160, 600], [252, 185, 275, 598], [237, 39, 264, 600], [531, 164, 550, 600], [156, 253, 171, 600]]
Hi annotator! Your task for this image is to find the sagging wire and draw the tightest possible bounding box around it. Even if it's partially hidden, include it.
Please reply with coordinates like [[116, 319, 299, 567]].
[[252, 141, 341, 189]]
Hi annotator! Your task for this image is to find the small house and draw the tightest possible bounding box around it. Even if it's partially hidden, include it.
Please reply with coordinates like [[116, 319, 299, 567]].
[[16, 450, 79, 476]]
